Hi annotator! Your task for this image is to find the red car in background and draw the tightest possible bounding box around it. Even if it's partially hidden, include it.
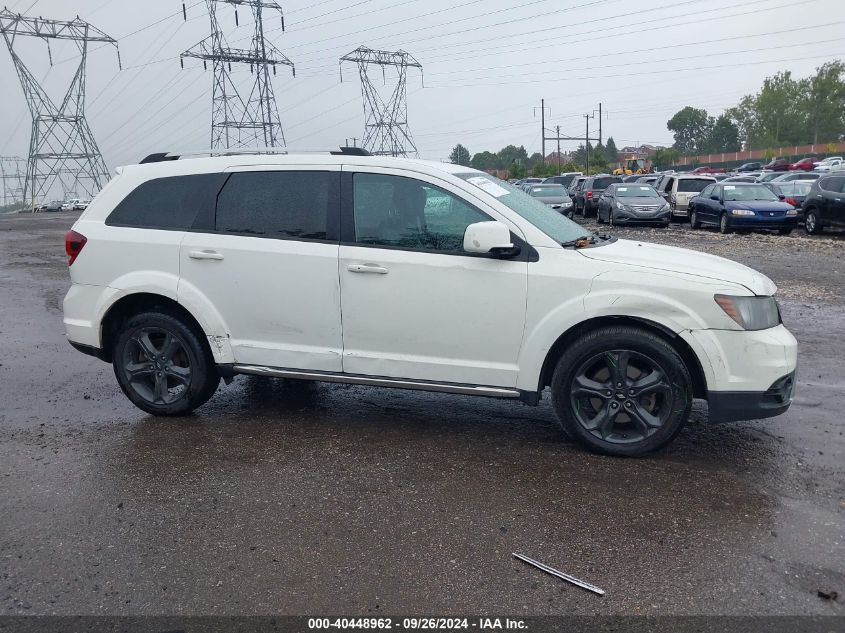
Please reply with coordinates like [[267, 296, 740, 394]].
[[789, 156, 817, 170], [691, 166, 727, 174]]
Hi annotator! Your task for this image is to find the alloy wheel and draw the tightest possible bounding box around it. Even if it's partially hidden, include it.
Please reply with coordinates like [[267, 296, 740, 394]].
[[121, 327, 192, 405], [569, 349, 674, 444]]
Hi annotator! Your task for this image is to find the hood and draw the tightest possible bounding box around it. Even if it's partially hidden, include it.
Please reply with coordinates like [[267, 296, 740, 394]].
[[535, 195, 570, 205], [578, 238, 776, 295], [618, 196, 666, 206], [724, 200, 793, 212]]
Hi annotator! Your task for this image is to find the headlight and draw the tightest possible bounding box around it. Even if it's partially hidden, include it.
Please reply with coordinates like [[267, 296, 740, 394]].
[[714, 295, 780, 330], [731, 209, 755, 216], [786, 209, 797, 216]]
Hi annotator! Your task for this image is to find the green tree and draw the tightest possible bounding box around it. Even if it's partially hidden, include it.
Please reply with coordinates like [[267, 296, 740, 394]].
[[526, 152, 544, 172], [753, 71, 806, 146], [704, 115, 741, 153], [803, 61, 845, 145], [726, 95, 758, 149], [652, 147, 681, 170], [508, 162, 526, 180], [497, 145, 529, 170], [667, 106, 713, 154], [604, 136, 619, 164], [449, 143, 471, 166], [470, 151, 496, 170]]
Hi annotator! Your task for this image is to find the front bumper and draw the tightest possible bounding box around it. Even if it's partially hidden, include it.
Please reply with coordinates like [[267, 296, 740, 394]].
[[728, 216, 798, 230], [707, 371, 796, 422], [613, 208, 670, 224]]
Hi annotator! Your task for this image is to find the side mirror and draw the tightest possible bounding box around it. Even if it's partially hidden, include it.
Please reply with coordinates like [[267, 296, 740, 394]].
[[778, 194, 786, 200], [464, 221, 519, 257], [710, 195, 720, 201]]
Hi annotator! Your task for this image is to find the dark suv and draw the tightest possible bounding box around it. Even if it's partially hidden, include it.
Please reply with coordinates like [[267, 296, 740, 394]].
[[576, 175, 623, 217], [736, 162, 762, 172], [763, 158, 790, 172], [802, 174, 845, 235]]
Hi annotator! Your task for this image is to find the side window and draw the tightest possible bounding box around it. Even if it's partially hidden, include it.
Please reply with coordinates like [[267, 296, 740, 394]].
[[665, 178, 675, 193], [215, 171, 334, 240], [106, 174, 225, 229], [352, 173, 491, 253], [700, 184, 714, 198]]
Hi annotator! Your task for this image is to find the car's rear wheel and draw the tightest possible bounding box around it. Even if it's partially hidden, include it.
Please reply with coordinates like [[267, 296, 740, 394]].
[[596, 207, 605, 223], [804, 209, 822, 235], [689, 208, 701, 229], [113, 311, 219, 416], [550, 326, 692, 457], [719, 213, 732, 234]]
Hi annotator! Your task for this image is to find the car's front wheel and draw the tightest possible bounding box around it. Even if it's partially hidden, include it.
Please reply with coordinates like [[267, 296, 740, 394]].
[[689, 208, 701, 229], [550, 326, 693, 457], [113, 311, 219, 416], [804, 209, 822, 235], [719, 213, 732, 234]]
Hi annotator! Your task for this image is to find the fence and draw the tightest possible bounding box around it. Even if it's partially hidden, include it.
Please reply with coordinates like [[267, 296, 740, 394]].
[[670, 140, 845, 171]]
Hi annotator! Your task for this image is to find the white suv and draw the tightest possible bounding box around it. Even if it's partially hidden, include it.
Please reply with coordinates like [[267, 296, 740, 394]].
[[63, 149, 798, 456]]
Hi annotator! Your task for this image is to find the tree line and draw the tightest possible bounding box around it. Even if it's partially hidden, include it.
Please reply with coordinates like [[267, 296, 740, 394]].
[[667, 61, 845, 155]]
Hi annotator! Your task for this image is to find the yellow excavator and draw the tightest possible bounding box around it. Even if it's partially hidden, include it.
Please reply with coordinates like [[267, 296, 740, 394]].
[[613, 155, 653, 176]]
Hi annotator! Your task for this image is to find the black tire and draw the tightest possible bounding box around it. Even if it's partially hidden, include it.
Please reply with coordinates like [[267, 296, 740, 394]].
[[112, 311, 219, 416], [689, 208, 701, 229], [550, 326, 693, 457], [660, 222, 670, 229], [777, 228, 792, 235], [719, 213, 732, 234], [596, 207, 605, 223], [804, 209, 822, 235]]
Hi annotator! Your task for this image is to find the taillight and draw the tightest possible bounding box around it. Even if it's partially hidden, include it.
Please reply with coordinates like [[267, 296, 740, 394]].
[[786, 197, 798, 206], [586, 191, 593, 199], [65, 230, 87, 266]]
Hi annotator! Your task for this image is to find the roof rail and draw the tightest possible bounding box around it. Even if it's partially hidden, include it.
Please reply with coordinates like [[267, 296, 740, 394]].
[[139, 146, 371, 164]]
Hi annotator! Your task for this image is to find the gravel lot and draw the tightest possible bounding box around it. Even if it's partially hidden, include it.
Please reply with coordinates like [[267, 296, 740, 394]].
[[0, 211, 843, 619]]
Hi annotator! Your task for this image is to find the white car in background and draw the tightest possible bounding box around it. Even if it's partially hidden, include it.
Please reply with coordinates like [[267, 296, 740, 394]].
[[814, 157, 843, 171], [62, 148, 797, 457], [61, 199, 80, 211]]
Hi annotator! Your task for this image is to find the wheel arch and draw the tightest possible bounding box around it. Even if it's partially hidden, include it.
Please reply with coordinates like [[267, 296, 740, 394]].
[[536, 315, 707, 399], [100, 293, 216, 364]]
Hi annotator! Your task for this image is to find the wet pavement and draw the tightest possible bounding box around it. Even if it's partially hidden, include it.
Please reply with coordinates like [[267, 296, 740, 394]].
[[0, 211, 843, 616]]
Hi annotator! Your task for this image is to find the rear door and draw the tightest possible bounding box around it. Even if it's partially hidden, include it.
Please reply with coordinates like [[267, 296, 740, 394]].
[[826, 176, 845, 227], [178, 166, 343, 371]]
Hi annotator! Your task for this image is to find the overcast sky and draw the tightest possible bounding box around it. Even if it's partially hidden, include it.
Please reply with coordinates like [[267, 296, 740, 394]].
[[1, 0, 844, 170]]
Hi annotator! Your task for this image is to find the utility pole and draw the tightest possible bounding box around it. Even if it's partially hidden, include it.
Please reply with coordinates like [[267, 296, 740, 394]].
[[534, 100, 551, 163], [0, 9, 119, 209], [182, 0, 295, 149], [584, 113, 595, 174], [556, 125, 561, 173], [340, 46, 422, 157], [598, 102, 602, 146]]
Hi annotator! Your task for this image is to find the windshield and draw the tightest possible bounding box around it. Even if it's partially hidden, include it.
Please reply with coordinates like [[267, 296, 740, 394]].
[[775, 182, 812, 196], [456, 173, 588, 244], [529, 185, 566, 197], [722, 185, 780, 201], [615, 185, 660, 198], [677, 178, 713, 192]]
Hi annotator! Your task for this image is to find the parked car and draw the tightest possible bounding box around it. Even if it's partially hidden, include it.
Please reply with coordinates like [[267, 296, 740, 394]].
[[596, 183, 670, 227], [688, 183, 798, 234], [756, 172, 785, 183], [654, 173, 716, 220], [735, 162, 762, 172], [42, 200, 63, 212], [62, 199, 80, 211], [813, 157, 843, 172], [62, 148, 797, 457], [762, 158, 790, 171], [526, 183, 574, 216], [802, 174, 845, 235], [713, 174, 731, 181], [542, 172, 582, 188], [74, 199, 90, 210], [770, 172, 820, 183], [789, 157, 818, 171], [567, 176, 587, 205], [520, 178, 544, 190], [575, 174, 623, 217], [722, 175, 758, 183], [635, 175, 660, 186], [691, 166, 726, 174], [621, 174, 643, 182], [763, 181, 812, 220]]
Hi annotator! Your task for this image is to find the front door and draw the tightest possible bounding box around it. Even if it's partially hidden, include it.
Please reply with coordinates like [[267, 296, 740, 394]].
[[178, 166, 343, 371], [338, 168, 528, 388]]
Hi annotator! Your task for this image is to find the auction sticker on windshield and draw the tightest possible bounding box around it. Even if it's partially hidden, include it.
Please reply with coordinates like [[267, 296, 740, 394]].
[[466, 176, 509, 198]]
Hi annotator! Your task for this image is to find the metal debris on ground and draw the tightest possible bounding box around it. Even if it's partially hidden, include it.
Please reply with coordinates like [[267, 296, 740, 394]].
[[513, 552, 605, 596]]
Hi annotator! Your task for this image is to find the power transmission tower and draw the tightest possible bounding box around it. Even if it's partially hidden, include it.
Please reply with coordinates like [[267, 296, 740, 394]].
[[181, 1, 295, 149], [0, 9, 119, 210], [340, 46, 422, 157], [0, 156, 26, 208]]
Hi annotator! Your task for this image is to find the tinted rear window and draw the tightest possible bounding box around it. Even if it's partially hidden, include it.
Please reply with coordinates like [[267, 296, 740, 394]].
[[106, 174, 224, 229], [677, 178, 713, 192], [592, 177, 621, 189], [215, 171, 334, 239]]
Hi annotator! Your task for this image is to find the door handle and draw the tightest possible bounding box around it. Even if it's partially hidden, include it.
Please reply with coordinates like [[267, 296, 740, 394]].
[[347, 263, 388, 274], [188, 249, 224, 261]]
